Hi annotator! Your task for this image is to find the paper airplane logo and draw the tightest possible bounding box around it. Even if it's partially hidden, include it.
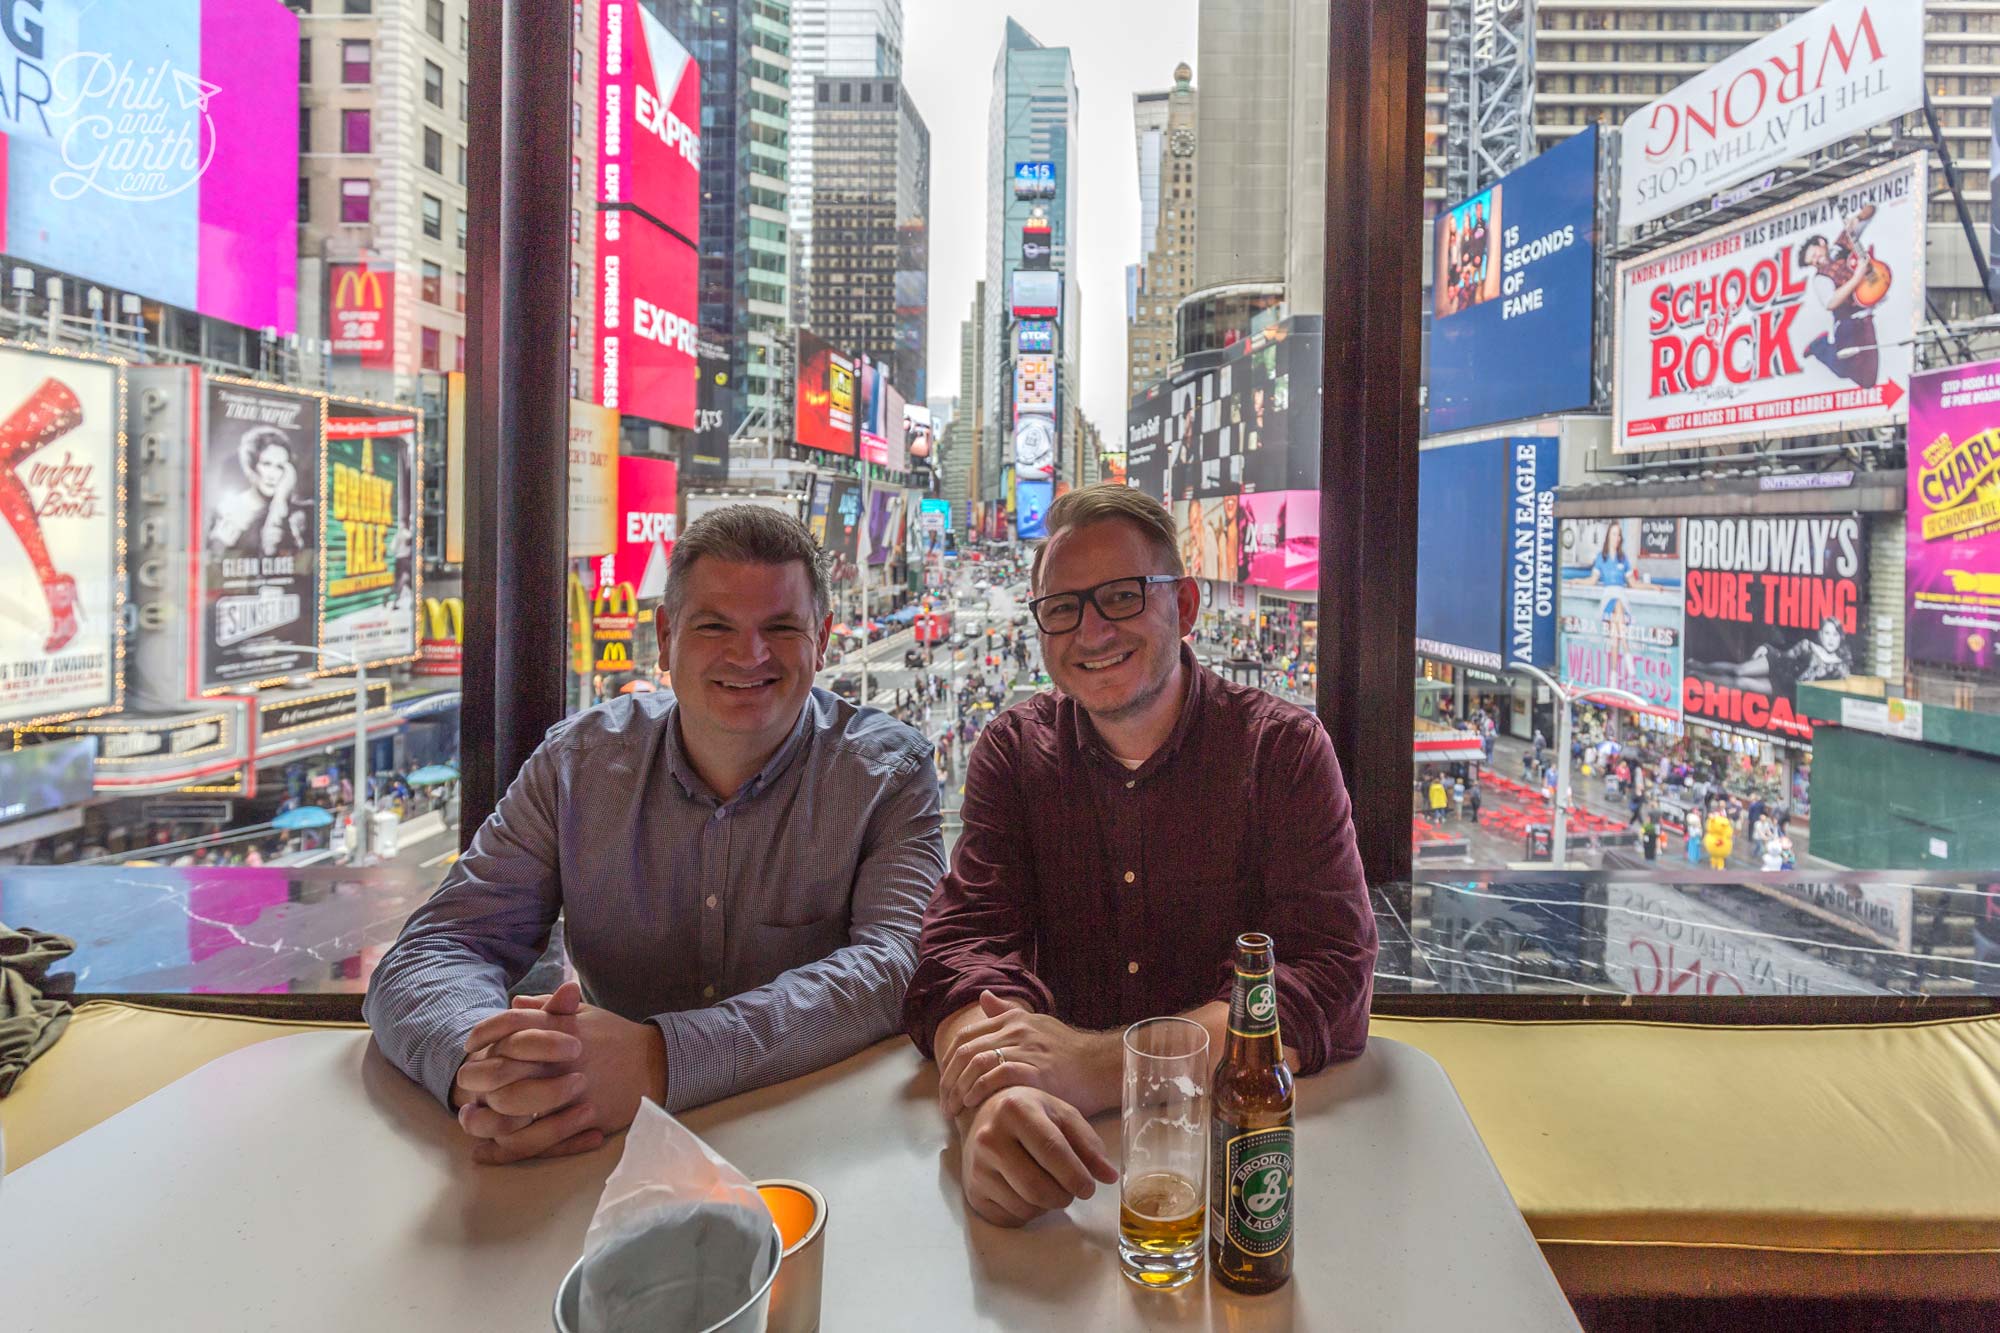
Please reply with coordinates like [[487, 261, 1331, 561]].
[[173, 70, 221, 112]]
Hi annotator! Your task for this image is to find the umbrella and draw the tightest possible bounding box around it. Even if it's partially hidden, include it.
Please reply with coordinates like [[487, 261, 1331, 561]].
[[407, 764, 460, 788], [272, 806, 334, 831]]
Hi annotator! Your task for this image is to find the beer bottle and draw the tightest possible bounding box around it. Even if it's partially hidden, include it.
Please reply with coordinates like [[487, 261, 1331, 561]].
[[1210, 931, 1295, 1294]]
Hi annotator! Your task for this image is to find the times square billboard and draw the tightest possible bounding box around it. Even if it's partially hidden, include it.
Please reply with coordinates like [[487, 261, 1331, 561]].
[[598, 0, 701, 242], [595, 207, 699, 429], [1126, 318, 1322, 506], [1614, 154, 1925, 453], [1425, 126, 1598, 436], [0, 0, 301, 334]]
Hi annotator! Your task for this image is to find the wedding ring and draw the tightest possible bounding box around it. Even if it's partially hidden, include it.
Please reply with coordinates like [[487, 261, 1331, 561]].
[[995, 1047, 1009, 1065]]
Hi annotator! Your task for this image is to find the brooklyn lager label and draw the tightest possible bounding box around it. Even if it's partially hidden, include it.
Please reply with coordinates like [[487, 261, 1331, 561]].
[[1228, 970, 1280, 1038], [1219, 1125, 1294, 1256]]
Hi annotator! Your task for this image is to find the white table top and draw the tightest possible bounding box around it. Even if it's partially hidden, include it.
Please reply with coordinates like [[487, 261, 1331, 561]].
[[0, 1032, 1578, 1332]]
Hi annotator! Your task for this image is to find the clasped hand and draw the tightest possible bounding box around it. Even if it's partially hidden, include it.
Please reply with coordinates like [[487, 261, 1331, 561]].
[[450, 980, 666, 1165], [938, 990, 1119, 1119]]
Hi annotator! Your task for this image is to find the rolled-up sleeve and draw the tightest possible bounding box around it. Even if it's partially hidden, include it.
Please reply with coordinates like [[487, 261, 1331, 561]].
[[901, 719, 1057, 1058], [362, 731, 569, 1106], [656, 747, 944, 1111], [1231, 715, 1377, 1074]]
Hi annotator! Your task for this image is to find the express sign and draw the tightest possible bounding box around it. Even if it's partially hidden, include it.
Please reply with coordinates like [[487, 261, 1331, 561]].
[[599, 0, 702, 241], [596, 207, 699, 428]]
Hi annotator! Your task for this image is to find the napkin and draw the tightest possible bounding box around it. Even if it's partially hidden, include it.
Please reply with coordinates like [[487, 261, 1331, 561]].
[[578, 1100, 778, 1333]]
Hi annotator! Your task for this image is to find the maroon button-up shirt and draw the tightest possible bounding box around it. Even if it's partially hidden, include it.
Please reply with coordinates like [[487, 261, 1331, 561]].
[[903, 646, 1377, 1074]]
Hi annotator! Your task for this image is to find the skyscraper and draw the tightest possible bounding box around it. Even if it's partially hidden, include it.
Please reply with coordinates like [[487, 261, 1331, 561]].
[[788, 0, 904, 330], [984, 20, 1078, 519], [655, 0, 793, 437], [807, 75, 931, 402], [1127, 65, 1197, 403]]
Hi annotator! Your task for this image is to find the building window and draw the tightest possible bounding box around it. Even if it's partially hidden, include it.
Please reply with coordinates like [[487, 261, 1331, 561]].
[[340, 178, 371, 224], [344, 0, 372, 12], [573, 48, 583, 85], [298, 176, 311, 222], [421, 327, 441, 371], [459, 80, 469, 123], [299, 37, 311, 83], [340, 109, 370, 154], [422, 260, 443, 306], [456, 336, 466, 372], [299, 107, 311, 154], [571, 101, 582, 138], [455, 271, 467, 313], [457, 145, 467, 186], [571, 208, 581, 244], [460, 15, 469, 51], [424, 127, 444, 173], [422, 194, 443, 239], [456, 208, 467, 251], [570, 263, 581, 300], [341, 39, 371, 84], [426, 0, 446, 41], [569, 314, 580, 349], [572, 156, 582, 193], [569, 367, 580, 398], [424, 60, 445, 108]]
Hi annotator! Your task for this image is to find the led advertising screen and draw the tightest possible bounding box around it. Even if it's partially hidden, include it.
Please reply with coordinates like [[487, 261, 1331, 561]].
[[595, 208, 699, 428], [567, 400, 618, 558], [685, 334, 731, 484], [1173, 495, 1243, 582], [327, 263, 394, 369], [1239, 491, 1319, 592], [1906, 361, 2000, 673], [903, 403, 933, 463], [1416, 440, 1510, 670], [1010, 271, 1062, 321], [857, 359, 907, 470], [198, 379, 321, 690], [1012, 161, 1056, 200], [822, 478, 863, 564], [1558, 518, 1686, 716], [1125, 383, 1168, 500], [1016, 479, 1053, 541], [598, 0, 701, 242], [1427, 127, 1598, 436], [1682, 515, 1868, 744], [0, 348, 121, 726], [865, 489, 901, 566], [1021, 217, 1052, 271], [0, 736, 95, 825], [1618, 0, 1923, 227], [1014, 353, 1056, 418], [1017, 321, 1054, 354], [322, 404, 418, 668], [794, 332, 856, 456], [610, 455, 677, 600], [1012, 415, 1056, 482], [0, 0, 301, 335], [1614, 154, 1925, 453]]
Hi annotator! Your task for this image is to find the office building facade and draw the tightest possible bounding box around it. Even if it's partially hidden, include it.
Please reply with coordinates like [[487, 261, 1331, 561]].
[[1127, 65, 1198, 403]]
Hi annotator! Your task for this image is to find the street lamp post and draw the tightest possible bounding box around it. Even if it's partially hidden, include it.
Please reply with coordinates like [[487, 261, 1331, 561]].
[[1506, 661, 1661, 866], [259, 644, 373, 863]]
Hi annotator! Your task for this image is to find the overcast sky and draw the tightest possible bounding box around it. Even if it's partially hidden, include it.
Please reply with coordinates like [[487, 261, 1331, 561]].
[[901, 1, 1200, 437]]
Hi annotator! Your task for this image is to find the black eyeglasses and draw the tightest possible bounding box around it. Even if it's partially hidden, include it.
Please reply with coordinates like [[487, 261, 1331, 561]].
[[1028, 575, 1184, 635]]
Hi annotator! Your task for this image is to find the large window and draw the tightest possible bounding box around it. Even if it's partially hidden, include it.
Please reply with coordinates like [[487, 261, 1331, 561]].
[[422, 194, 443, 240], [341, 109, 371, 155], [341, 39, 371, 85], [339, 177, 372, 223]]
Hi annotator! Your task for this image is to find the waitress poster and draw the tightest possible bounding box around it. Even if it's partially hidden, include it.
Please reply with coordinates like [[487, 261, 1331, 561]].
[[1908, 361, 2000, 673]]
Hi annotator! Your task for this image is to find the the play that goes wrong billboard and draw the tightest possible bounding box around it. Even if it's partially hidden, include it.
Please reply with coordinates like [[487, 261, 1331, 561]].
[[0, 0, 301, 334]]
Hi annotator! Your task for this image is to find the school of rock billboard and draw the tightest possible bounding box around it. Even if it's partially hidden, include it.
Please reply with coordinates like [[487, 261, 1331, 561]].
[[1906, 360, 2000, 674], [1681, 514, 1868, 745], [1558, 518, 1686, 716], [0, 347, 123, 727], [197, 378, 321, 691], [1613, 154, 1925, 453], [322, 403, 419, 668]]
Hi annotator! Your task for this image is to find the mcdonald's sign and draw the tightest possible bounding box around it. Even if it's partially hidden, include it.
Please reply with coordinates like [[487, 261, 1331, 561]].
[[593, 582, 640, 672], [329, 262, 394, 369], [414, 595, 464, 676]]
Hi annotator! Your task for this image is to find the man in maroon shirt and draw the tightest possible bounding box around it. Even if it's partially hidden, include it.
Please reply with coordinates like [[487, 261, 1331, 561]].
[[903, 484, 1378, 1228]]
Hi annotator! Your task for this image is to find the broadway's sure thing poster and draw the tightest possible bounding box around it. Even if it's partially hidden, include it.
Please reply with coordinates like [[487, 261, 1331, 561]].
[[0, 348, 122, 726], [1907, 360, 2000, 673], [1614, 154, 1925, 453], [1557, 518, 1685, 716], [1682, 515, 1868, 744], [200, 380, 321, 689], [323, 404, 418, 667]]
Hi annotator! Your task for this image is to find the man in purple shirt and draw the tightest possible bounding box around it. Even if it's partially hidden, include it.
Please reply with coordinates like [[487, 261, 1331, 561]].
[[903, 484, 1377, 1228]]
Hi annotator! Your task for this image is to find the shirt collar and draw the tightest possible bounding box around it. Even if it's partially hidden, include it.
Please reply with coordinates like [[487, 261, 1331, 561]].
[[1073, 641, 1209, 780], [663, 691, 818, 805]]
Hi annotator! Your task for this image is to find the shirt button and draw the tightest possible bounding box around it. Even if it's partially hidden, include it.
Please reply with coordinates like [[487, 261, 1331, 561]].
[[1123, 870, 1136, 884], [705, 895, 718, 909], [1127, 961, 1140, 974], [702, 984, 717, 999], [1125, 780, 1136, 790]]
